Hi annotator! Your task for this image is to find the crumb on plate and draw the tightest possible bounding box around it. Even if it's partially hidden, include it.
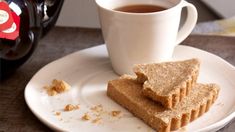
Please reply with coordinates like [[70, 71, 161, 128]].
[[55, 112, 61, 116], [44, 79, 71, 96], [90, 104, 103, 113], [64, 104, 79, 111], [111, 110, 121, 117], [82, 113, 91, 121], [92, 117, 102, 124]]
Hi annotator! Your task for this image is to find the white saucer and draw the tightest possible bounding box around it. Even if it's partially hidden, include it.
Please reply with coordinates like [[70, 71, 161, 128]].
[[24, 45, 235, 132]]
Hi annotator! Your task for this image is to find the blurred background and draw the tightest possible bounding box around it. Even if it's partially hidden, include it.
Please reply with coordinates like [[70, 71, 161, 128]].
[[55, 0, 235, 36]]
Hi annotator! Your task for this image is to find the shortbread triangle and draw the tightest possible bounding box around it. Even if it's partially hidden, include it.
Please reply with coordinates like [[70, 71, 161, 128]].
[[133, 58, 200, 109], [107, 76, 219, 132]]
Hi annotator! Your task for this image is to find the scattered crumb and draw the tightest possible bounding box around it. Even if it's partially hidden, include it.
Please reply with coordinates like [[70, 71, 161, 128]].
[[94, 112, 101, 117], [82, 113, 91, 121], [111, 110, 121, 117], [44, 79, 71, 96], [64, 104, 80, 111], [46, 88, 57, 96], [137, 126, 141, 129], [55, 112, 61, 116], [92, 117, 102, 124], [90, 104, 103, 113], [52, 103, 122, 125]]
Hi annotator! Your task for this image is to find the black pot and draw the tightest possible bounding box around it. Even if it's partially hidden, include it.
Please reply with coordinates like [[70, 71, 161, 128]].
[[0, 0, 64, 79]]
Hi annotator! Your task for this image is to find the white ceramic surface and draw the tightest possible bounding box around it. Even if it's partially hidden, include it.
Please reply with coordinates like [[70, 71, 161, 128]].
[[25, 45, 235, 132], [96, 0, 198, 75]]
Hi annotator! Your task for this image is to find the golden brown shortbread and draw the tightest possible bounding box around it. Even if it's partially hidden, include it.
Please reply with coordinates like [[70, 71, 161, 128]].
[[134, 58, 200, 109], [107, 77, 219, 132]]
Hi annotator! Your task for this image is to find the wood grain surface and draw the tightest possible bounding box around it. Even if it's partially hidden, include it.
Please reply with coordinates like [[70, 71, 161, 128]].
[[0, 27, 234, 132]]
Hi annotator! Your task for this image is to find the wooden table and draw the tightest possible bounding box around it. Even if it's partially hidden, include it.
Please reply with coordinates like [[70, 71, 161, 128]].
[[0, 27, 234, 131]]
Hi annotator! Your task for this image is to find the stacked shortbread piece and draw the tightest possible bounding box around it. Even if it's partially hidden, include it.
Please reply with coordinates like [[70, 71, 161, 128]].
[[107, 59, 220, 132]]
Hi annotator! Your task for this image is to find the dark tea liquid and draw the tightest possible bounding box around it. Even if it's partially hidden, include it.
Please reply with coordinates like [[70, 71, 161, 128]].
[[114, 4, 166, 13]]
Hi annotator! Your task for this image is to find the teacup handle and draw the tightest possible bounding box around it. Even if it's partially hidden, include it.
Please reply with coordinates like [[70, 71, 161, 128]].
[[176, 1, 198, 45]]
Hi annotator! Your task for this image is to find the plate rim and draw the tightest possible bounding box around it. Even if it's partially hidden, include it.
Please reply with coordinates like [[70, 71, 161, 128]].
[[24, 44, 235, 131]]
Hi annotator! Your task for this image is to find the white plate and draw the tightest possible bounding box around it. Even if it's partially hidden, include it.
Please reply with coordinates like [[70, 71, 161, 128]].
[[24, 45, 235, 132]]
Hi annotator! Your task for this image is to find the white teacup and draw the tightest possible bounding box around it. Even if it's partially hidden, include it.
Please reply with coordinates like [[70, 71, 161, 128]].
[[96, 0, 198, 75]]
